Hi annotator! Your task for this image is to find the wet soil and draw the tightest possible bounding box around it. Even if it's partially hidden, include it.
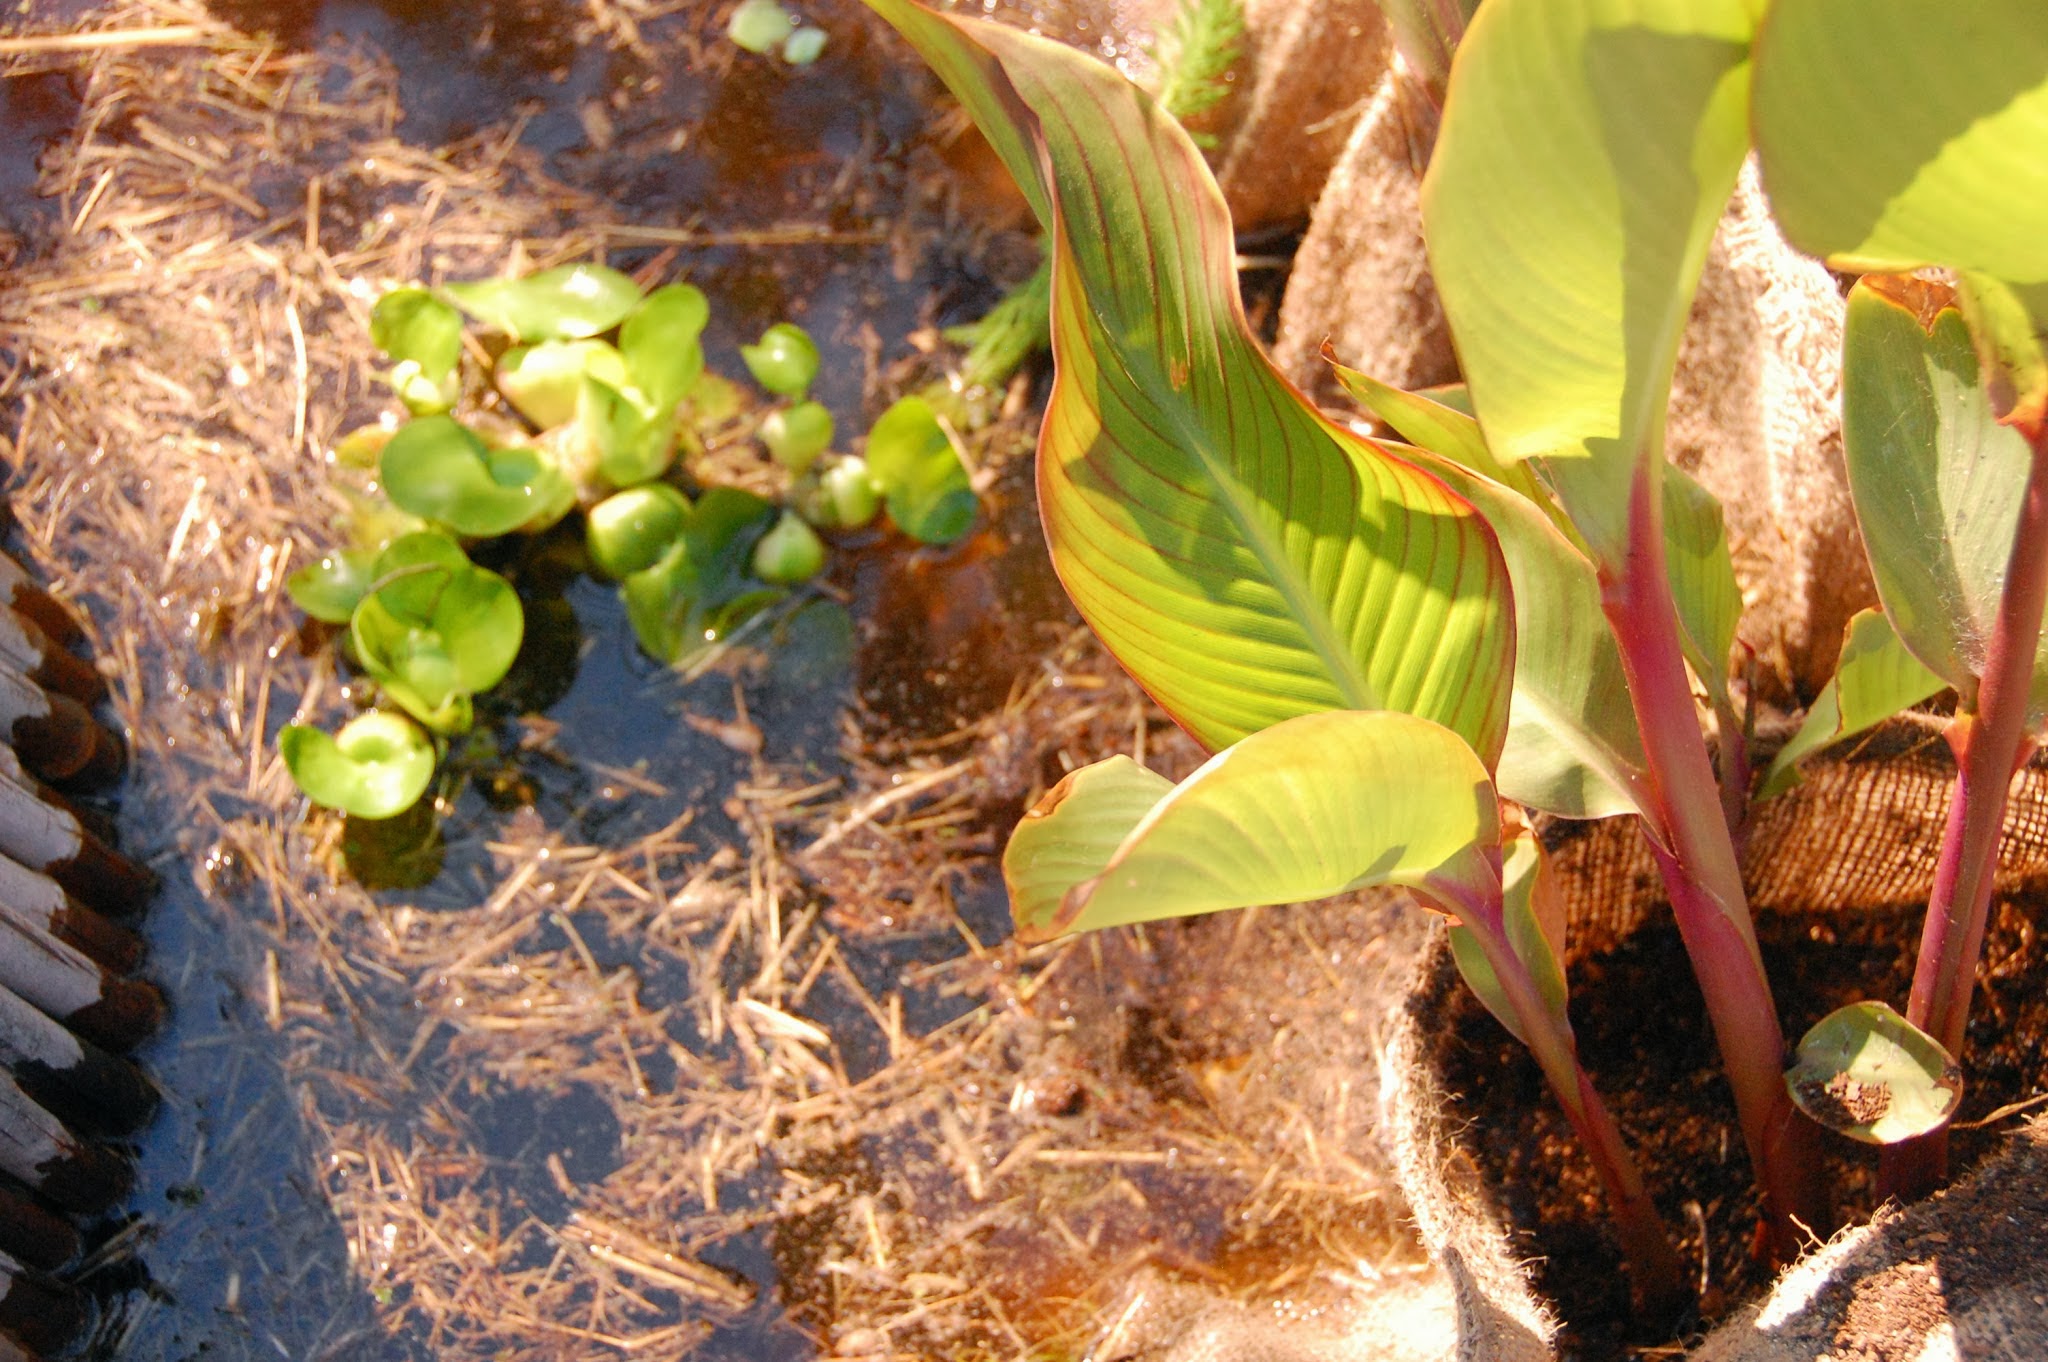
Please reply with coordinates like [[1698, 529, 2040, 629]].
[[1428, 894, 2048, 1360]]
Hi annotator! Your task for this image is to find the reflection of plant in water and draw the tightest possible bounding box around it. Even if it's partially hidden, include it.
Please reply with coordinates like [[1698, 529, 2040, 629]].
[[282, 264, 980, 821]]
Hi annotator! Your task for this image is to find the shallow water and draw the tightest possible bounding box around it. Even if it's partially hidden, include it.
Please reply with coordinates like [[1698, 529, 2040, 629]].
[[0, 0, 1064, 1356]]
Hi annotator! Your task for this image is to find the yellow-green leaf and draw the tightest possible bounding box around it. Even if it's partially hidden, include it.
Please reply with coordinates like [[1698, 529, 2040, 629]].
[[1759, 609, 1947, 798], [864, 0, 1515, 766], [1422, 0, 1755, 568], [1753, 0, 2048, 286], [1001, 710, 1499, 943]]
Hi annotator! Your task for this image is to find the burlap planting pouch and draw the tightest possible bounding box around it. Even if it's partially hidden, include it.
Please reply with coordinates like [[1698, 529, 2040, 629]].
[[1383, 721, 2048, 1359]]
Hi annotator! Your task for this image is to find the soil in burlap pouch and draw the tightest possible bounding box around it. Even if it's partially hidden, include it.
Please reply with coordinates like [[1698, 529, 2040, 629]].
[[1384, 719, 2048, 1360]]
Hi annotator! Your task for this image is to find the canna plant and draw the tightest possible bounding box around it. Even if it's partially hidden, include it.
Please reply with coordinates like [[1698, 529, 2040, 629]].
[[862, 0, 2048, 1320]]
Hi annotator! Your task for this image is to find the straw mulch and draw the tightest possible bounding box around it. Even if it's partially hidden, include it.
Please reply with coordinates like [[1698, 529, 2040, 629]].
[[0, 4, 1422, 1359]]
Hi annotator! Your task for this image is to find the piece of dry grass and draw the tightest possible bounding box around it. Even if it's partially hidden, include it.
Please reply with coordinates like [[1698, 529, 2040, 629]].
[[0, 4, 1424, 1359]]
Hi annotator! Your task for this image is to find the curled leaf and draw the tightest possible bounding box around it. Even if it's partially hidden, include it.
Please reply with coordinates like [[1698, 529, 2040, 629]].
[[621, 487, 781, 665], [282, 711, 436, 819], [497, 339, 629, 429], [443, 264, 643, 342], [586, 483, 692, 580], [741, 322, 821, 399], [1786, 1001, 1962, 1145], [863, 396, 976, 545], [1001, 710, 1499, 942], [380, 415, 575, 537]]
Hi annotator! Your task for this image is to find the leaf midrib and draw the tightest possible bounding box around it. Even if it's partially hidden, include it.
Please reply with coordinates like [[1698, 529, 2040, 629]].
[[1069, 252, 1384, 716]]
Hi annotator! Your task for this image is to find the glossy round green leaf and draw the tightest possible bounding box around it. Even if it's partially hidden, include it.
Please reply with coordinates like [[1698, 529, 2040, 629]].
[[742, 323, 821, 399], [370, 289, 462, 414], [761, 400, 835, 473], [783, 26, 828, 66], [1786, 1001, 1962, 1145], [800, 455, 882, 529], [351, 534, 523, 732], [1842, 278, 2047, 720], [865, 0, 1515, 762], [586, 483, 692, 580], [621, 487, 779, 665], [282, 711, 436, 820], [361, 531, 471, 624], [1002, 710, 1499, 942], [496, 339, 628, 429], [380, 415, 574, 537], [1760, 609, 1947, 798], [729, 0, 796, 53], [371, 289, 463, 372], [443, 264, 643, 342], [1753, 0, 2048, 284], [863, 396, 976, 545], [751, 511, 826, 585], [1421, 0, 1754, 567], [287, 549, 376, 624], [577, 377, 676, 488], [620, 283, 710, 414]]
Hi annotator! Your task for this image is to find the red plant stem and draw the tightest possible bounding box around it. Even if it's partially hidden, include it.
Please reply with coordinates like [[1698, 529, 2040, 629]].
[[1453, 892, 1690, 1320], [1603, 467, 1829, 1263], [1882, 430, 2048, 1202]]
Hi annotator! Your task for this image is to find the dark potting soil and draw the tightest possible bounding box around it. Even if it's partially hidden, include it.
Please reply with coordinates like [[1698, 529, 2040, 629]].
[[1429, 893, 2048, 1360]]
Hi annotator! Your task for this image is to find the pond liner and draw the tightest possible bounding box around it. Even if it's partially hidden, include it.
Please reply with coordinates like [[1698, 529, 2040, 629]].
[[0, 610, 100, 708]]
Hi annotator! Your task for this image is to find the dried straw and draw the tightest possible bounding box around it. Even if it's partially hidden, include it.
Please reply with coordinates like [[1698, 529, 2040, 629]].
[[0, 3, 1421, 1359]]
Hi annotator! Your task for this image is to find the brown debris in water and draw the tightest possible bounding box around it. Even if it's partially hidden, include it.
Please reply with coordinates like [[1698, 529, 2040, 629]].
[[0, 3, 1422, 1359]]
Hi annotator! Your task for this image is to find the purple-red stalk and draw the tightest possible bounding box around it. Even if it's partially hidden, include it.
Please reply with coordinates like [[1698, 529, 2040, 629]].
[[1603, 466, 1830, 1262], [1449, 880, 1690, 1320], [1882, 429, 2048, 1202]]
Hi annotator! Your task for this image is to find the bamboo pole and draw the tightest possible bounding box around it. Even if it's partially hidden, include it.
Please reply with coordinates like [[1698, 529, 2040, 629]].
[[0, 613, 100, 708], [0, 770, 155, 913], [0, 904, 163, 1053], [0, 1182, 76, 1273], [0, 671, 124, 786], [0, 1248, 83, 1356], [0, 980, 158, 1131], [0, 1069, 130, 1214], [0, 853, 147, 967], [0, 555, 79, 648]]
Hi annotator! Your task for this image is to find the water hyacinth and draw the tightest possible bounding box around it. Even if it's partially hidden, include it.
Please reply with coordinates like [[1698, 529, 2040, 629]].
[[752, 510, 827, 584], [760, 400, 834, 472], [741, 322, 821, 398], [728, 0, 796, 54]]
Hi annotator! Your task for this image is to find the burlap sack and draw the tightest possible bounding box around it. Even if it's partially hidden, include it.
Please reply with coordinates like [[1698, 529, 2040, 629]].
[[1383, 720, 2048, 1360], [991, 0, 1391, 230], [1691, 1115, 2048, 1362]]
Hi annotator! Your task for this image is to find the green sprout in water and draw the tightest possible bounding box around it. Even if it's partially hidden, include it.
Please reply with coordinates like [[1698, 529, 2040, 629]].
[[290, 259, 986, 826]]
